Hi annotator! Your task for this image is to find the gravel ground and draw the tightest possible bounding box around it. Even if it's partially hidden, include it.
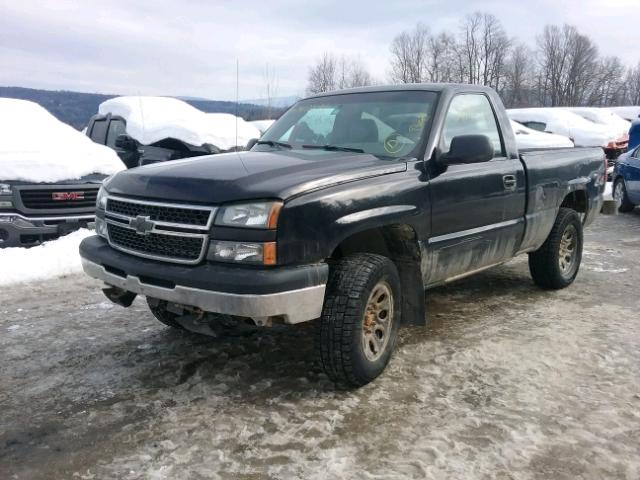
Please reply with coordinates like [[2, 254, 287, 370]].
[[1, 212, 639, 480]]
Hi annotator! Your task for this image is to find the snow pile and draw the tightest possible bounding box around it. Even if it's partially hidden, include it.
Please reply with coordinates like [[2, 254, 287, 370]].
[[0, 229, 91, 286], [563, 107, 631, 139], [0, 98, 125, 183], [99, 96, 261, 150], [507, 108, 615, 148], [510, 120, 574, 149], [608, 106, 640, 122], [249, 119, 276, 135], [604, 181, 613, 200], [205, 113, 261, 149]]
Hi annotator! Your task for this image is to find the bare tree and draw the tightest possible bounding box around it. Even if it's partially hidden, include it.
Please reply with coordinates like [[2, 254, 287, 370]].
[[588, 56, 626, 106], [307, 53, 372, 94], [427, 32, 458, 82], [345, 56, 372, 88], [306, 53, 337, 95], [458, 12, 511, 90], [261, 64, 279, 118], [389, 23, 430, 83], [503, 43, 533, 107], [623, 62, 640, 105], [536, 24, 598, 106], [384, 13, 636, 108]]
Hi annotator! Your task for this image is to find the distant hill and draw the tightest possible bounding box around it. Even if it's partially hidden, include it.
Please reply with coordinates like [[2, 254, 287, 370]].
[[242, 95, 299, 108], [0, 86, 285, 130]]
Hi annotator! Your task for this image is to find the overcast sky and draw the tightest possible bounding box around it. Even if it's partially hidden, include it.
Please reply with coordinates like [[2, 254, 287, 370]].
[[1, 0, 638, 101]]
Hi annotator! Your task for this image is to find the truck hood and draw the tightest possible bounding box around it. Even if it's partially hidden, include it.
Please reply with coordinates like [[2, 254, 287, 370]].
[[104, 150, 407, 204]]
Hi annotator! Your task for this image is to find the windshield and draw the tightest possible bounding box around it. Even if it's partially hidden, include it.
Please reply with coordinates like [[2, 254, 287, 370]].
[[257, 91, 438, 159]]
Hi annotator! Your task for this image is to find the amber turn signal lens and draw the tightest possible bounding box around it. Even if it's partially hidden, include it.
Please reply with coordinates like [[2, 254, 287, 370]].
[[267, 202, 283, 229], [263, 242, 277, 265]]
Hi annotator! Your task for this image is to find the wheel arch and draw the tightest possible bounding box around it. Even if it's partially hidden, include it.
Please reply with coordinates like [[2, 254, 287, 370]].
[[329, 222, 426, 326], [560, 188, 588, 214]]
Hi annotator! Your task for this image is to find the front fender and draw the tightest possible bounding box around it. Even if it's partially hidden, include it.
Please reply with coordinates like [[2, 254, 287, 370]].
[[276, 167, 430, 265]]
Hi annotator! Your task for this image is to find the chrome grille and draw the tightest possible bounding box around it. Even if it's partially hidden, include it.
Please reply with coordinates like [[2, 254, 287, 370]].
[[104, 196, 216, 264], [107, 198, 211, 227], [107, 224, 204, 261]]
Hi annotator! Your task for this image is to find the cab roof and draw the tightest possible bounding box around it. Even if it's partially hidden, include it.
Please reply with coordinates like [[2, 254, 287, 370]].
[[306, 83, 497, 99]]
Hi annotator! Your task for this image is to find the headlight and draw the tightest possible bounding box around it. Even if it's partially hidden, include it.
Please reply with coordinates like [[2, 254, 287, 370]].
[[208, 240, 276, 265], [0, 183, 11, 195], [95, 216, 109, 239], [96, 186, 108, 210], [215, 201, 282, 229]]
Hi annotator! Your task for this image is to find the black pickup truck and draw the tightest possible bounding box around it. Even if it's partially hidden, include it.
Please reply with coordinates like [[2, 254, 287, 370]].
[[79, 84, 605, 386]]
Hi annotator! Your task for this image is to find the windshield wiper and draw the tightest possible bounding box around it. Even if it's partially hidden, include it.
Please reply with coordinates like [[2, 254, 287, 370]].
[[302, 144, 365, 153], [256, 140, 292, 149]]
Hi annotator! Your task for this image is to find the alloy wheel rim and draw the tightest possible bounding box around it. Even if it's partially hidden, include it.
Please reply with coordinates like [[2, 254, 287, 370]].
[[558, 224, 578, 275], [362, 281, 394, 362]]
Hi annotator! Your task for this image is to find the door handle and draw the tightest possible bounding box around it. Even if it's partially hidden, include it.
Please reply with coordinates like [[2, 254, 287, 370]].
[[503, 175, 517, 190]]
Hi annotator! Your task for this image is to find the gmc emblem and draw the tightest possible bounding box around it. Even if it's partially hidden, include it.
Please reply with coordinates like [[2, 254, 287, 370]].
[[52, 191, 85, 201]]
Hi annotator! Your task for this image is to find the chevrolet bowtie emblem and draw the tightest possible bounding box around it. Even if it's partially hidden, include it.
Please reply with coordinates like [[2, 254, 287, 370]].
[[129, 215, 154, 235]]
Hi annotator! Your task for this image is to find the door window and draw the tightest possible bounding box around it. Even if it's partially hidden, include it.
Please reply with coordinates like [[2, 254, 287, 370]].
[[106, 119, 127, 148], [441, 94, 504, 157], [522, 121, 547, 132], [89, 119, 108, 144]]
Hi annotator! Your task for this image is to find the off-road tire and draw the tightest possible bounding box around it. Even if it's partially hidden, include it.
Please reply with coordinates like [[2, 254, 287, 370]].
[[146, 298, 186, 330], [316, 253, 401, 387], [528, 208, 583, 289], [614, 178, 635, 213]]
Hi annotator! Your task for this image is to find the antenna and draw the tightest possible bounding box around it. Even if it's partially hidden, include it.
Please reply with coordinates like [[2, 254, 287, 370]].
[[235, 58, 239, 149]]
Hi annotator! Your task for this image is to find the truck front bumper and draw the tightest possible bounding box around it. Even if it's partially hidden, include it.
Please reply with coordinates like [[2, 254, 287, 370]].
[[0, 213, 93, 248], [79, 235, 328, 324]]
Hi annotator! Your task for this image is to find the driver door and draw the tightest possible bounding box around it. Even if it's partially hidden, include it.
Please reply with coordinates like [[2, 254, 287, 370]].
[[426, 93, 526, 285]]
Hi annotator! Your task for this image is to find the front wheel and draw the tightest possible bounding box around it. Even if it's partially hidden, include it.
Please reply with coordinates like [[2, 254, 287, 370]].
[[315, 253, 401, 387], [146, 298, 186, 330], [528, 208, 583, 289], [613, 178, 635, 213]]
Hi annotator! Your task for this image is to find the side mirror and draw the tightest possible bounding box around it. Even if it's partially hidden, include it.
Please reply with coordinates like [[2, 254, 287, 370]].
[[246, 138, 259, 150], [440, 134, 494, 165], [115, 134, 138, 152]]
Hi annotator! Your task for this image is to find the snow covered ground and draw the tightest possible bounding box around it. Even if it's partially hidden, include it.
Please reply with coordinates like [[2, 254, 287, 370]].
[[1, 212, 639, 480], [0, 229, 91, 286]]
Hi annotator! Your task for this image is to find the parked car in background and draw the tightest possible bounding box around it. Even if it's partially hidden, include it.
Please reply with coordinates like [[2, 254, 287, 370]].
[[507, 108, 625, 159], [86, 96, 260, 168], [510, 120, 574, 149], [0, 98, 124, 248], [612, 144, 640, 212], [563, 107, 630, 154], [80, 84, 605, 386], [629, 120, 640, 151], [608, 106, 640, 122]]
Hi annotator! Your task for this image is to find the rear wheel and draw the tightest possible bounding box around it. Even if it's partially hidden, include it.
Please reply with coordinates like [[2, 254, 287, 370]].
[[315, 253, 401, 387], [528, 208, 583, 289], [613, 178, 635, 213]]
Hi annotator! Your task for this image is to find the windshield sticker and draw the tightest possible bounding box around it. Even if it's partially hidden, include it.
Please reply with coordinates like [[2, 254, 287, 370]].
[[384, 133, 403, 154]]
